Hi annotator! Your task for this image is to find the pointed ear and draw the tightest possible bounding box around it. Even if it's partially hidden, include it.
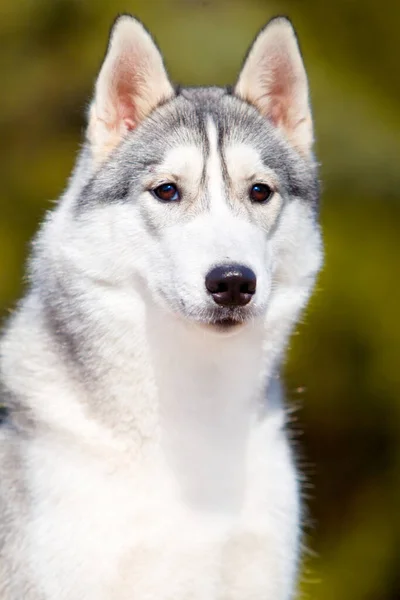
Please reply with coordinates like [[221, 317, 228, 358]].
[[87, 15, 174, 162], [235, 17, 313, 156]]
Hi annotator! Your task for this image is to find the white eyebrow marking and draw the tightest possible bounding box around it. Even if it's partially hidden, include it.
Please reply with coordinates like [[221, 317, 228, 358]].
[[225, 143, 278, 189], [155, 144, 204, 180], [205, 117, 227, 214]]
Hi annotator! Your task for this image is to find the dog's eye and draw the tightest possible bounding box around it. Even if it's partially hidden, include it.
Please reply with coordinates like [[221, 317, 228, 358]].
[[250, 183, 273, 203], [152, 183, 180, 202]]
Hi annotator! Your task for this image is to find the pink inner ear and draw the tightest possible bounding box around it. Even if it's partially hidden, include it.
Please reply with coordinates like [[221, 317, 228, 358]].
[[268, 92, 292, 130], [124, 118, 136, 131], [264, 57, 297, 129], [113, 56, 139, 131]]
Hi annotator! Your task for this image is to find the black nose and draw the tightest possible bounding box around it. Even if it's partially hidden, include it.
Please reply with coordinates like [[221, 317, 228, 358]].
[[205, 264, 257, 307]]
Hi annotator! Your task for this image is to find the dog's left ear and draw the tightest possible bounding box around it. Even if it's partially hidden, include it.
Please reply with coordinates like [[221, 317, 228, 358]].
[[235, 17, 313, 157], [88, 15, 174, 162]]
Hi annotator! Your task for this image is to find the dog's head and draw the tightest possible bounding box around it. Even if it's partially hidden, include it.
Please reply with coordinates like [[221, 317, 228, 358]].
[[48, 16, 322, 334]]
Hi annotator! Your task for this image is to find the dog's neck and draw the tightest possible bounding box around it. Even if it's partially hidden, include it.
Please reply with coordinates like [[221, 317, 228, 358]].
[[3, 270, 290, 437], [147, 305, 272, 508], [64, 284, 272, 437], [1, 273, 290, 507], [68, 289, 275, 508]]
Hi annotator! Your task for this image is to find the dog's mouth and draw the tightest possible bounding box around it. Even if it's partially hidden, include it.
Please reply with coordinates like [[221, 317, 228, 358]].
[[211, 317, 244, 332], [199, 307, 251, 332]]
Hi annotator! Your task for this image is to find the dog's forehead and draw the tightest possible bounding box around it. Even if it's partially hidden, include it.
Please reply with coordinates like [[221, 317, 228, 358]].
[[134, 89, 318, 201], [164, 89, 273, 152], [91, 87, 319, 210], [135, 91, 269, 175], [154, 117, 277, 194]]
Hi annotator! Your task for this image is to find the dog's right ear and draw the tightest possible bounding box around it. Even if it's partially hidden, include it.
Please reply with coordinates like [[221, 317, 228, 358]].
[[235, 17, 313, 157], [87, 15, 174, 163]]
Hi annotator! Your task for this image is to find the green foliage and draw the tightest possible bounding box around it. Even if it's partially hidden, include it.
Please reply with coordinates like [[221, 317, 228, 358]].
[[0, 1, 399, 598]]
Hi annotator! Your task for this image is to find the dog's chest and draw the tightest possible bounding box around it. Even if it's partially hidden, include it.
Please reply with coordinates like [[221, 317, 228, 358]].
[[27, 424, 298, 600]]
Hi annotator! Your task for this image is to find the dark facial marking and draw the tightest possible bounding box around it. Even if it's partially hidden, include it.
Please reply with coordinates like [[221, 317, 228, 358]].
[[0, 403, 9, 425]]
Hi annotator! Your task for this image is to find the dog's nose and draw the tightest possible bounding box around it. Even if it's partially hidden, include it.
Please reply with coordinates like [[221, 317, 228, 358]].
[[205, 264, 257, 307]]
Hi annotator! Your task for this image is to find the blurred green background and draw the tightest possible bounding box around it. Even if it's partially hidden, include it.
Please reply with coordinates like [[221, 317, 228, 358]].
[[1, 0, 399, 598]]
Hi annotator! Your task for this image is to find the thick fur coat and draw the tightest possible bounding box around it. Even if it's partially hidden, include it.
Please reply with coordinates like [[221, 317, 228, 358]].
[[0, 15, 323, 600]]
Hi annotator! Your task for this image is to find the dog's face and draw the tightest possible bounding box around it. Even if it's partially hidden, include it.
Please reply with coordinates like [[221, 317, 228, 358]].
[[65, 16, 322, 332]]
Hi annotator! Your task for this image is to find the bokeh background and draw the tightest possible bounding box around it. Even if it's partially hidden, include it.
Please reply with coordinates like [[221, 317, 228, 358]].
[[1, 0, 399, 598]]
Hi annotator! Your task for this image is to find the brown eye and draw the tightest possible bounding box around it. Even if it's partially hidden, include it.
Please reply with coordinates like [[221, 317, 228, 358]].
[[250, 183, 273, 203], [152, 183, 180, 202]]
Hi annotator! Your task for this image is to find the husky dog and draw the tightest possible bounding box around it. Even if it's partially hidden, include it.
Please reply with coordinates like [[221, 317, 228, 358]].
[[0, 14, 322, 600]]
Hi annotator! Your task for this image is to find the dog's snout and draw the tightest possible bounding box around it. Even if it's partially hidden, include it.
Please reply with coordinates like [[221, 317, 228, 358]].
[[205, 264, 257, 307]]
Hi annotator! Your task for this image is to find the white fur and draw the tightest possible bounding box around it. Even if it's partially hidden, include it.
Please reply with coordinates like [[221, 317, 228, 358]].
[[0, 126, 320, 600], [0, 16, 323, 600]]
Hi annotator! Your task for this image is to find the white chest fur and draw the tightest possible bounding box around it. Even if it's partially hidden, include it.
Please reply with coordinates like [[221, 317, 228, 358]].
[[8, 299, 301, 600], [26, 403, 299, 600]]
